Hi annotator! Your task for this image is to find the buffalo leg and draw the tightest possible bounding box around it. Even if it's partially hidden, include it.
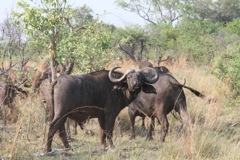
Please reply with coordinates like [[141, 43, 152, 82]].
[[58, 124, 71, 149], [179, 106, 190, 133], [105, 116, 116, 147], [74, 121, 78, 135], [146, 117, 155, 140], [66, 118, 71, 139], [141, 116, 146, 130], [115, 116, 122, 137], [77, 120, 84, 130], [129, 114, 136, 140], [46, 116, 67, 152], [174, 100, 189, 133], [98, 117, 107, 148], [158, 114, 169, 142], [2, 106, 7, 126]]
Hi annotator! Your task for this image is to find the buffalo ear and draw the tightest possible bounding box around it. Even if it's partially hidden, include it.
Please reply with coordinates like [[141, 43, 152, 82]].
[[142, 84, 157, 94]]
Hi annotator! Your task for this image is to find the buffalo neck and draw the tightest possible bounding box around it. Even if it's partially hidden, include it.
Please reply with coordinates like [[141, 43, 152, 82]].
[[114, 89, 138, 110]]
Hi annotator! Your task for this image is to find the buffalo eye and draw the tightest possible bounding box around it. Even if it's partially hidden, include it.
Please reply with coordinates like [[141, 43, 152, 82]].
[[127, 75, 133, 80]]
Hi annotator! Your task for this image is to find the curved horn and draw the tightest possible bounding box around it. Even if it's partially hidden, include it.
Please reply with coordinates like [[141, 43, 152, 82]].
[[109, 67, 135, 83], [138, 67, 159, 84]]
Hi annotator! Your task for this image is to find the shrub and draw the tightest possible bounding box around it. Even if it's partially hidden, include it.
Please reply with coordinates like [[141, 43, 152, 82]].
[[213, 42, 240, 96], [226, 18, 240, 36]]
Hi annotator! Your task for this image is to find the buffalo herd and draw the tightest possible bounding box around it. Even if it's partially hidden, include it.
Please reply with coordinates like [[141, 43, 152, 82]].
[[0, 60, 205, 154]]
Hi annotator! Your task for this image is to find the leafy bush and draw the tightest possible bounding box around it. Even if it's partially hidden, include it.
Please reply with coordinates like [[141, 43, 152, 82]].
[[58, 22, 114, 73], [213, 42, 240, 96], [113, 26, 149, 62], [226, 18, 240, 36], [174, 19, 222, 64]]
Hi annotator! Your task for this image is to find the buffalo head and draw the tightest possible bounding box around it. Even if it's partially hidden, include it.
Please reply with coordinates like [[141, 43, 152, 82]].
[[109, 67, 159, 95]]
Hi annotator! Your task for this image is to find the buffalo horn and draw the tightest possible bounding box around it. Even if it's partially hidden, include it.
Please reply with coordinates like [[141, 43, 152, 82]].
[[109, 67, 135, 83], [138, 67, 159, 84]]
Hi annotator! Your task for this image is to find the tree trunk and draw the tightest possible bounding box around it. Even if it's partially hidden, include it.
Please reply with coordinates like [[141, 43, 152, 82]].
[[49, 41, 57, 82]]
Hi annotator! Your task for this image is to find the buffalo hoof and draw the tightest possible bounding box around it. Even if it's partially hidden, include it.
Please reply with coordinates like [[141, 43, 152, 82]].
[[141, 126, 146, 131], [45, 150, 57, 156], [106, 144, 115, 150], [146, 136, 153, 141], [68, 137, 76, 142], [67, 145, 73, 151], [85, 129, 95, 136], [129, 135, 135, 140], [45, 148, 52, 153], [100, 144, 115, 152]]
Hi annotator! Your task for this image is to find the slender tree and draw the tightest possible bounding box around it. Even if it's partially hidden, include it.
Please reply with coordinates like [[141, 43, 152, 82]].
[[116, 0, 182, 25], [14, 0, 73, 81]]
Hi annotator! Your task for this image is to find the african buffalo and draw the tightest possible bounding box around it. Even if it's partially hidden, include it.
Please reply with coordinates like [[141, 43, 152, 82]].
[[127, 61, 171, 133], [128, 71, 204, 141], [0, 79, 27, 126], [32, 59, 74, 91], [38, 61, 77, 138], [40, 77, 122, 138], [0, 80, 15, 108], [40, 78, 123, 138], [45, 66, 159, 152]]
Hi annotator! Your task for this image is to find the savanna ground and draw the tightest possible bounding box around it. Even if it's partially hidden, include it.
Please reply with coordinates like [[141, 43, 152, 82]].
[[0, 58, 240, 160]]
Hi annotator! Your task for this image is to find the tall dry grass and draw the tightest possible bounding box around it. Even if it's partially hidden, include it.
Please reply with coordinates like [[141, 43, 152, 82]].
[[0, 58, 239, 159]]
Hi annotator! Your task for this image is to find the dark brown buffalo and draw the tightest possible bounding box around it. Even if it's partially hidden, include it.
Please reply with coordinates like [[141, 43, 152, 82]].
[[0, 79, 27, 125], [39, 79, 54, 121], [0, 59, 34, 88], [40, 78, 122, 139], [38, 61, 77, 138], [128, 71, 205, 141], [45, 67, 159, 152], [139, 61, 153, 69], [32, 59, 74, 91], [0, 80, 15, 109], [40, 78, 124, 139], [127, 61, 171, 132], [40, 78, 81, 129], [139, 60, 170, 73]]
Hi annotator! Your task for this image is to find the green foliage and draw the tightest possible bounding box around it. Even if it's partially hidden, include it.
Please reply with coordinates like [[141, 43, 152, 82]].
[[151, 24, 178, 49], [114, 26, 149, 62], [13, 1, 113, 73], [226, 18, 240, 36], [58, 22, 114, 73], [14, 0, 72, 40], [116, 0, 182, 25], [173, 19, 222, 63], [180, 0, 240, 24], [71, 5, 94, 26], [178, 18, 221, 35], [117, 0, 240, 25], [145, 19, 222, 63], [13, 0, 74, 65], [213, 44, 240, 95]]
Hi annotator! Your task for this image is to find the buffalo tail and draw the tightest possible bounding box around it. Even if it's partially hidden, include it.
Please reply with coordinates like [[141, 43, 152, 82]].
[[170, 78, 205, 98], [182, 85, 205, 98]]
